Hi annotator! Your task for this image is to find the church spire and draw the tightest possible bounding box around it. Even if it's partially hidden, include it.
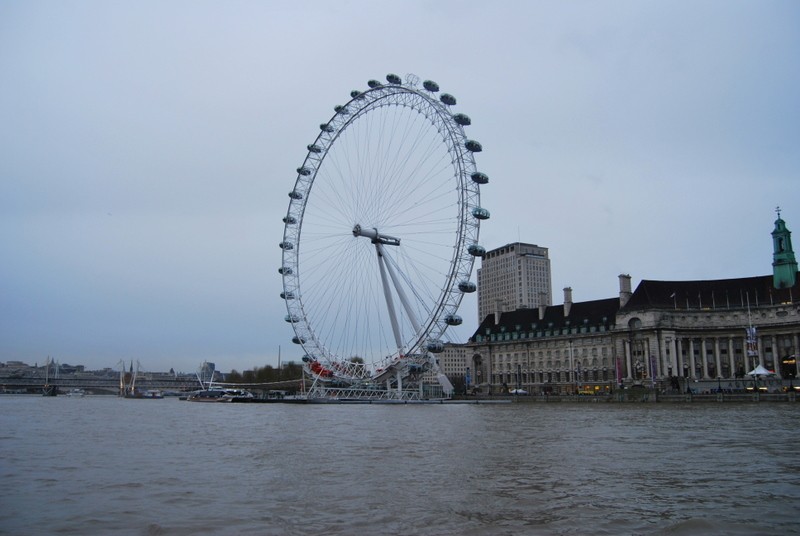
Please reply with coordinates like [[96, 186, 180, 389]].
[[772, 206, 797, 289]]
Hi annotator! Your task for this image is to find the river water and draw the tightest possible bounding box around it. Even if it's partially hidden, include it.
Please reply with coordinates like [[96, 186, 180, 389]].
[[1, 396, 798, 535]]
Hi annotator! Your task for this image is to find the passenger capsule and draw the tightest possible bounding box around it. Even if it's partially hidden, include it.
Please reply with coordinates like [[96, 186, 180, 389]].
[[279, 241, 294, 250], [278, 266, 293, 275], [444, 314, 463, 326], [465, 140, 483, 152], [292, 336, 305, 344], [426, 340, 445, 353], [453, 113, 471, 126], [458, 281, 477, 293], [307, 144, 322, 153], [296, 167, 311, 176], [386, 73, 402, 84], [284, 314, 299, 323], [350, 90, 362, 98], [423, 80, 440, 92], [334, 105, 348, 114], [471, 171, 489, 184], [289, 190, 303, 200], [472, 207, 490, 220], [440, 93, 456, 106], [301, 355, 311, 363], [283, 215, 297, 224], [467, 244, 486, 257], [367, 79, 381, 88], [280, 292, 295, 300], [320, 123, 334, 133]]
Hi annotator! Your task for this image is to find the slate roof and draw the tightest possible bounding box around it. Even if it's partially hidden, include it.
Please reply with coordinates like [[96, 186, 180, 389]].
[[471, 297, 620, 341], [622, 274, 800, 311]]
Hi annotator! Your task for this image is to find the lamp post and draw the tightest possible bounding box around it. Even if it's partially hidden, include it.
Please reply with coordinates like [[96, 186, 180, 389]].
[[568, 340, 576, 395], [683, 362, 690, 393]]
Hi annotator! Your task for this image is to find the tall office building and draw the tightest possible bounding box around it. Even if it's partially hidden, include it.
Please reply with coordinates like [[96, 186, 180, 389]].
[[477, 242, 552, 322]]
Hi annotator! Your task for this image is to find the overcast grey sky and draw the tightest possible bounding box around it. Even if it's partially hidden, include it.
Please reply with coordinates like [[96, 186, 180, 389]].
[[1, 1, 798, 374]]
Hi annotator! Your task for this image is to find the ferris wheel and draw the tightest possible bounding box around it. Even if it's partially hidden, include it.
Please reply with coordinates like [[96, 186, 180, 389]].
[[280, 73, 489, 391]]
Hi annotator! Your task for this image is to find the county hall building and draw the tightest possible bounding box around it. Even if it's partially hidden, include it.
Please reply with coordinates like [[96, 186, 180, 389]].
[[456, 212, 799, 394]]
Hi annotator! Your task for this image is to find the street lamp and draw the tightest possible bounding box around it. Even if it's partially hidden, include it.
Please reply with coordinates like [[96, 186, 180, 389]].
[[568, 340, 574, 394], [682, 363, 690, 393]]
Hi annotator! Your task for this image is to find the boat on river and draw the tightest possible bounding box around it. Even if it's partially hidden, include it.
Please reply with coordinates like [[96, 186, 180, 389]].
[[184, 364, 257, 402], [186, 387, 255, 402], [126, 389, 164, 399]]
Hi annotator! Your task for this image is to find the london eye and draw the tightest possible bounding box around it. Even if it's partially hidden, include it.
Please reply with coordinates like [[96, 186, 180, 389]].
[[280, 73, 489, 397]]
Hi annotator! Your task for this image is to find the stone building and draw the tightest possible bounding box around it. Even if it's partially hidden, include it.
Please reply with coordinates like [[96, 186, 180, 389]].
[[466, 284, 621, 394], [460, 212, 800, 394]]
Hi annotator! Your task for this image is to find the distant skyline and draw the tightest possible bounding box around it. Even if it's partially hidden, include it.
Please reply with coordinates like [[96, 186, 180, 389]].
[[1, 1, 798, 373]]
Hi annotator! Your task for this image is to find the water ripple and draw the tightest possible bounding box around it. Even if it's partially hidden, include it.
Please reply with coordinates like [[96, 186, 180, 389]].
[[1, 397, 798, 535]]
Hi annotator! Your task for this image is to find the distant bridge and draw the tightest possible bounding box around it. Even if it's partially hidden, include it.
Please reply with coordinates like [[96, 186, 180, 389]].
[[0, 377, 305, 395]]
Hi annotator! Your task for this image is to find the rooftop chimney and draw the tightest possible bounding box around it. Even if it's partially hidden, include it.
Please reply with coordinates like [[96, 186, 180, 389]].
[[619, 274, 632, 307], [563, 287, 573, 317], [538, 291, 548, 320]]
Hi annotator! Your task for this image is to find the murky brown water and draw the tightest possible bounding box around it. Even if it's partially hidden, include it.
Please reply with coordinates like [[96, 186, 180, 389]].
[[1, 397, 798, 535]]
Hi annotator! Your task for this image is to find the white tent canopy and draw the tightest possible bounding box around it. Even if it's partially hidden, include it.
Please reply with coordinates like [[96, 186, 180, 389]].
[[746, 364, 775, 377]]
